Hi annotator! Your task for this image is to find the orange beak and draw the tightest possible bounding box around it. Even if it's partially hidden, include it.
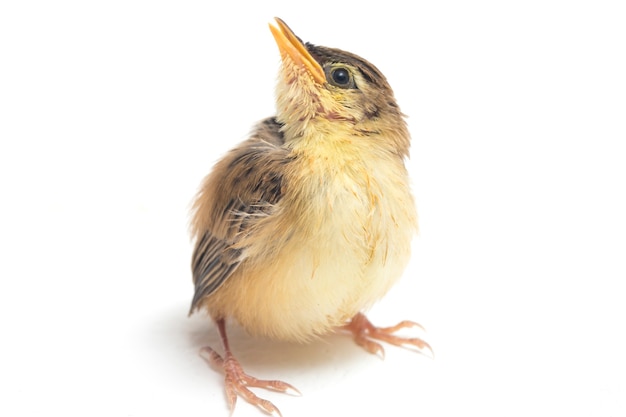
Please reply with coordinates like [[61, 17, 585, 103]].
[[269, 18, 326, 85]]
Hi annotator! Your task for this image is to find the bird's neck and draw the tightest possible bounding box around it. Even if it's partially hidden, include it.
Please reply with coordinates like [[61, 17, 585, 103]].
[[281, 115, 410, 163]]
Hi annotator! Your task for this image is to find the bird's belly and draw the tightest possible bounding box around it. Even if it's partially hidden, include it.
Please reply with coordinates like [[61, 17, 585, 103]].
[[209, 183, 416, 342]]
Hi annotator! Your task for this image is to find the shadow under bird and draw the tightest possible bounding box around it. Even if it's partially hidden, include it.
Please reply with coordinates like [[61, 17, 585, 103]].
[[189, 17, 432, 416]]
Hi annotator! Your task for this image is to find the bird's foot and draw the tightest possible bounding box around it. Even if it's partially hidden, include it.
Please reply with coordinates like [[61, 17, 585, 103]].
[[201, 347, 300, 417], [342, 312, 433, 359]]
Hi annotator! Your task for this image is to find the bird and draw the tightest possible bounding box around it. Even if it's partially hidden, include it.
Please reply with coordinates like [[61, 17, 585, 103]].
[[189, 17, 431, 416]]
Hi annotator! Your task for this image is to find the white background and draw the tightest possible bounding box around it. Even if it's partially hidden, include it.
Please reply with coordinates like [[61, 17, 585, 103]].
[[1, 1, 625, 416]]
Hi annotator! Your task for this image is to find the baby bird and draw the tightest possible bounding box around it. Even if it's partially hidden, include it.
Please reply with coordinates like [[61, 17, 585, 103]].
[[190, 18, 431, 416]]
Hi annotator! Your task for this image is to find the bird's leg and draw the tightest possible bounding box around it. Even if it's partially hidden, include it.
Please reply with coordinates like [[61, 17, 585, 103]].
[[342, 312, 433, 359], [201, 318, 300, 417]]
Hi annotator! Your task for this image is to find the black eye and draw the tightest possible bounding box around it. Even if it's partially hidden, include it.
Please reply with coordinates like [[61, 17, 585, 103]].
[[332, 68, 350, 85], [330, 67, 353, 88]]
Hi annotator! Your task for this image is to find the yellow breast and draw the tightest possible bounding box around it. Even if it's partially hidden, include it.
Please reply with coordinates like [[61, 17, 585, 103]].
[[206, 132, 417, 342]]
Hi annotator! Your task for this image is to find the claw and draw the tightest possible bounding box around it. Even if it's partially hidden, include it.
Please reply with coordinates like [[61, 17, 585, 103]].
[[343, 313, 433, 359], [201, 319, 300, 416], [379, 320, 426, 333]]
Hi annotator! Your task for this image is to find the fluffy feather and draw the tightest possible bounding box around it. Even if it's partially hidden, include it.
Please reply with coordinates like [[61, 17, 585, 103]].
[[190, 28, 417, 343]]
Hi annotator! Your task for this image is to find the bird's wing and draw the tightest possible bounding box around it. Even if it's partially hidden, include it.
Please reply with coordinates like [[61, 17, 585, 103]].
[[190, 230, 242, 310], [189, 118, 288, 312]]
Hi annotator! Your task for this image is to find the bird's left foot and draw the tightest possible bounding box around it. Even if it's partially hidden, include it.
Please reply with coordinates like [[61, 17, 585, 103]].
[[342, 312, 433, 359]]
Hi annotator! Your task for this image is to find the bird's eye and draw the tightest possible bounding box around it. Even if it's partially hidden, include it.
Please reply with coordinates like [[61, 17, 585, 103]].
[[328, 67, 354, 88], [332, 68, 350, 85]]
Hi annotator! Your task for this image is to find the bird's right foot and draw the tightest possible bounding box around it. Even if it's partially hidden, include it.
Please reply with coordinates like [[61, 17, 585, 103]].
[[201, 346, 301, 417]]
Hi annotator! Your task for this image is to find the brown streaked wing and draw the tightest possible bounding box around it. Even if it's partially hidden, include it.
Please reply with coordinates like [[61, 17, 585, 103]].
[[189, 117, 288, 313]]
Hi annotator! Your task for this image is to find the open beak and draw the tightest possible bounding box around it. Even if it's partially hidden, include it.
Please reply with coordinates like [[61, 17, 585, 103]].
[[269, 18, 326, 85]]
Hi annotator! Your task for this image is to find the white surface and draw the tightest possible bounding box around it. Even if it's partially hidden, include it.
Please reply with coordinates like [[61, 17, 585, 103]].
[[1, 1, 625, 416]]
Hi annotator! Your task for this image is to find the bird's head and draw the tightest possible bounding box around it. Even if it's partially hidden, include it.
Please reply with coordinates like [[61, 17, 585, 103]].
[[269, 18, 410, 158]]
